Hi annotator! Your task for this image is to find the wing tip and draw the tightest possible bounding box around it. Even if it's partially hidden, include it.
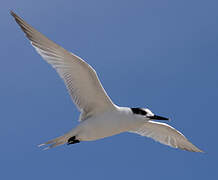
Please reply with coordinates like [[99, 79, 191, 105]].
[[10, 10, 23, 27], [10, 10, 15, 16], [186, 148, 204, 153], [178, 141, 204, 153], [192, 147, 204, 153], [10, 10, 18, 19]]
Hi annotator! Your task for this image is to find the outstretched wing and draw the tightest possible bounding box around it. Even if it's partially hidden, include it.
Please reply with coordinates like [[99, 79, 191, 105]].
[[11, 11, 115, 121], [130, 121, 203, 152]]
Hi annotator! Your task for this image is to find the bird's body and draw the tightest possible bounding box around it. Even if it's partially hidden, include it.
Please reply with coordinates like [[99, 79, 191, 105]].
[[11, 11, 203, 152], [72, 107, 144, 141]]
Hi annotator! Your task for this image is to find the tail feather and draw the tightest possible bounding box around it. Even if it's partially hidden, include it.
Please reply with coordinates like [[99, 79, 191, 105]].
[[38, 133, 72, 150]]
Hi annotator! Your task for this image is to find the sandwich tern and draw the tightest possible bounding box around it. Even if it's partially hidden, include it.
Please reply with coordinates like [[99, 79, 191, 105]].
[[11, 11, 202, 152]]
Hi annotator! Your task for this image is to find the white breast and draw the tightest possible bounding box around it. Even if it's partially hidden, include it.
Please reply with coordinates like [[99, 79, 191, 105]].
[[75, 107, 145, 141]]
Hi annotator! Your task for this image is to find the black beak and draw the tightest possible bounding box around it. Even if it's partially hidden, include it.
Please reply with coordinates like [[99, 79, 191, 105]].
[[150, 115, 169, 121]]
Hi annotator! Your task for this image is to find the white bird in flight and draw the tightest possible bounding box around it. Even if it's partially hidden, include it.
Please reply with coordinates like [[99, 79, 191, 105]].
[[11, 11, 203, 152]]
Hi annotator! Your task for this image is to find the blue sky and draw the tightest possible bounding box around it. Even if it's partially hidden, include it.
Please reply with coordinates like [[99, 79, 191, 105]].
[[1, 0, 217, 179]]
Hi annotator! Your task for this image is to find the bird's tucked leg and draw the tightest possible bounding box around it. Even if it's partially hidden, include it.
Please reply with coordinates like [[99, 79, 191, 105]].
[[67, 136, 80, 145]]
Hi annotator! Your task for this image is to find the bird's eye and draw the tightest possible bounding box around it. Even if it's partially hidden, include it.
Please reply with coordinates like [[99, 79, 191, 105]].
[[131, 108, 147, 115]]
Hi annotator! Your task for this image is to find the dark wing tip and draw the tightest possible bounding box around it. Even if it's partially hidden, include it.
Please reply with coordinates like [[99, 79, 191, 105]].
[[10, 11, 34, 40], [10, 10, 22, 25], [10, 10, 17, 18], [10, 10, 24, 25]]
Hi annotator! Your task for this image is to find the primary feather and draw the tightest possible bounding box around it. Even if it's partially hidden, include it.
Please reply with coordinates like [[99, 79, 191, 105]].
[[10, 11, 115, 121], [130, 121, 203, 152]]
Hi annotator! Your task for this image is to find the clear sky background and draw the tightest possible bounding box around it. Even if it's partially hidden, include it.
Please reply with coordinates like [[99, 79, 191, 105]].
[[1, 0, 217, 179]]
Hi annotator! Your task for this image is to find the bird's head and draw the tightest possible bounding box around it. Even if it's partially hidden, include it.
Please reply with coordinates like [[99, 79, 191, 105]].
[[131, 108, 169, 121]]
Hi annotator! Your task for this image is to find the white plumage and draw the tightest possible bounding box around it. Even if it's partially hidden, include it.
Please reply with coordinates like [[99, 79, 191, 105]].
[[130, 121, 201, 152], [11, 11, 203, 152]]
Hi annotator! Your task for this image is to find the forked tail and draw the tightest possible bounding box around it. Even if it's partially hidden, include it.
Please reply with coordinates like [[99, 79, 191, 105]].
[[38, 131, 75, 150]]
